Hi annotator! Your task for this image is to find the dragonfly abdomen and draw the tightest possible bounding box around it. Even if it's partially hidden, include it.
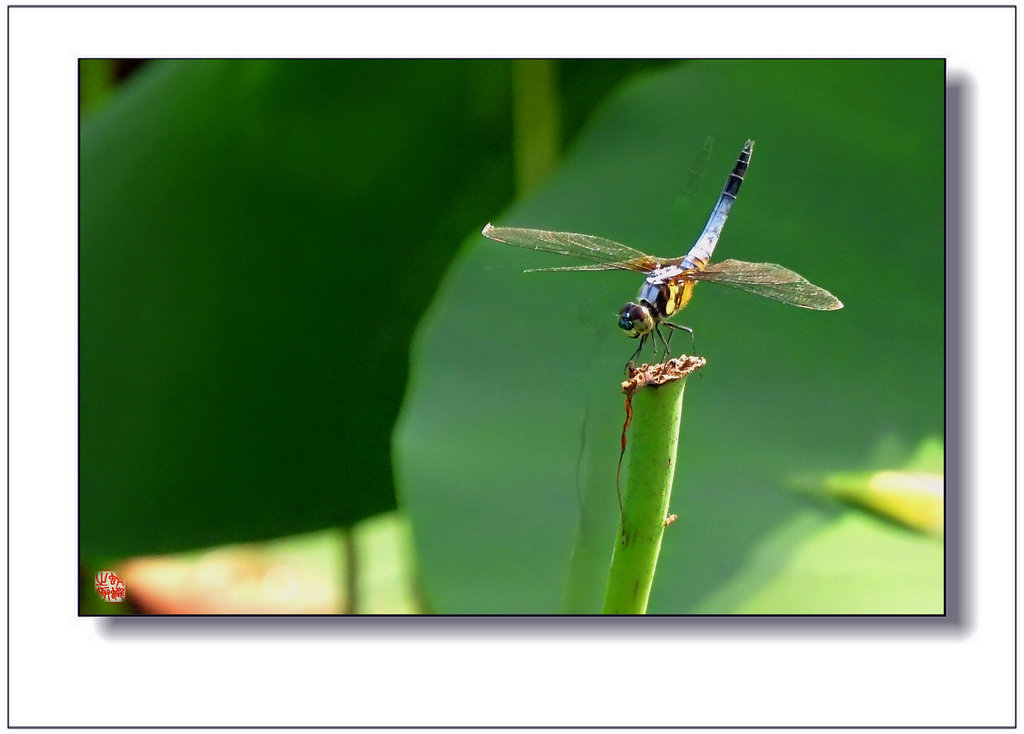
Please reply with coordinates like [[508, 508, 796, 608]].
[[720, 140, 752, 204], [680, 139, 755, 270]]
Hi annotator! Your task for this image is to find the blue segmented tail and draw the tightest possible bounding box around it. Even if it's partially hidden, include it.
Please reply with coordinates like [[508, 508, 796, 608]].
[[680, 139, 754, 270]]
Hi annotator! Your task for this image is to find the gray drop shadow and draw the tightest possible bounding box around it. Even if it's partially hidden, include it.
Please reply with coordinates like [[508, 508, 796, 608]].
[[943, 76, 971, 629], [101, 608, 957, 641]]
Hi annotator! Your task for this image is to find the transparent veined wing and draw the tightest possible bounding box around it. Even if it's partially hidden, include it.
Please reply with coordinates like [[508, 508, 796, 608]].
[[690, 259, 844, 311], [481, 224, 662, 273]]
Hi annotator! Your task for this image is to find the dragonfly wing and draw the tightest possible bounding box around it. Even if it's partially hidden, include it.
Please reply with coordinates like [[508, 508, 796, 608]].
[[692, 259, 844, 311], [482, 224, 662, 273], [525, 263, 650, 273]]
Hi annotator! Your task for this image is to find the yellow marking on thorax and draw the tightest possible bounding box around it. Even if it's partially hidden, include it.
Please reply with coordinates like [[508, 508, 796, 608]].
[[664, 280, 695, 316]]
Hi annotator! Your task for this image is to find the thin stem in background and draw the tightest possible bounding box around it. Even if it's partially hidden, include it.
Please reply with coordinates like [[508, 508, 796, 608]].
[[512, 59, 561, 197], [79, 59, 116, 113]]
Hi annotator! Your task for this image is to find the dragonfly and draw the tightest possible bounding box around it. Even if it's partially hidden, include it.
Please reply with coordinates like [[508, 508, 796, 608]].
[[481, 139, 843, 364]]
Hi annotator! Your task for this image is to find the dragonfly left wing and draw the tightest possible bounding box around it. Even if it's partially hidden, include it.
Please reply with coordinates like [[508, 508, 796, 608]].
[[481, 224, 662, 273], [691, 259, 844, 311]]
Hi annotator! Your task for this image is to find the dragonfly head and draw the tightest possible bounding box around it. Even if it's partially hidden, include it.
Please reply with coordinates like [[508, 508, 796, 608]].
[[618, 302, 655, 338]]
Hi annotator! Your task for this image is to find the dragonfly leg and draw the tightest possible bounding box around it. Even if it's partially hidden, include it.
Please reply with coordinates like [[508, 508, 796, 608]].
[[625, 334, 646, 372], [654, 324, 672, 359], [663, 322, 696, 355]]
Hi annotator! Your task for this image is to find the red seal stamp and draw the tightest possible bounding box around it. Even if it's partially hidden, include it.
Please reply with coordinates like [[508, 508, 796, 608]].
[[94, 570, 125, 603]]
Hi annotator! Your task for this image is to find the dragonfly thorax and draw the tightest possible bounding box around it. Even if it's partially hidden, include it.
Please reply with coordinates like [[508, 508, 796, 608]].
[[618, 301, 656, 339]]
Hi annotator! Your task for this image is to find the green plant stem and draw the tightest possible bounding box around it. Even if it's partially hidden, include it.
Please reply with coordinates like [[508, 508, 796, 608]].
[[601, 357, 702, 614]]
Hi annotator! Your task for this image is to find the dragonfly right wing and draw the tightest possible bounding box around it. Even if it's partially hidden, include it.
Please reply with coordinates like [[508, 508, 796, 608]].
[[691, 259, 844, 311], [481, 224, 662, 273]]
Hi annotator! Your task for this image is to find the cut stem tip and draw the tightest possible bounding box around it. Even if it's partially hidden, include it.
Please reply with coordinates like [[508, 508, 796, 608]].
[[622, 355, 706, 393]]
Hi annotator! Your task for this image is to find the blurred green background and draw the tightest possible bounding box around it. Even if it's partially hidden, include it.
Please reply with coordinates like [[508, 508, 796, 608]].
[[80, 59, 943, 614]]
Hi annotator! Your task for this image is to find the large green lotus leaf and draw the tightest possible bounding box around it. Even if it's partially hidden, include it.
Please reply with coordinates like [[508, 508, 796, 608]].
[[80, 58, 671, 560], [394, 60, 944, 613], [80, 60, 518, 556]]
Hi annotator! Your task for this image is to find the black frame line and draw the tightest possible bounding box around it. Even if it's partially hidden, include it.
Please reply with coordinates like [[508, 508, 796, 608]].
[[75, 55, 952, 622]]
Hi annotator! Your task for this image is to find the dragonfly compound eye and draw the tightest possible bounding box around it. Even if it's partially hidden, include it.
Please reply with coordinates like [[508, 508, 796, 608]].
[[618, 303, 653, 337]]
